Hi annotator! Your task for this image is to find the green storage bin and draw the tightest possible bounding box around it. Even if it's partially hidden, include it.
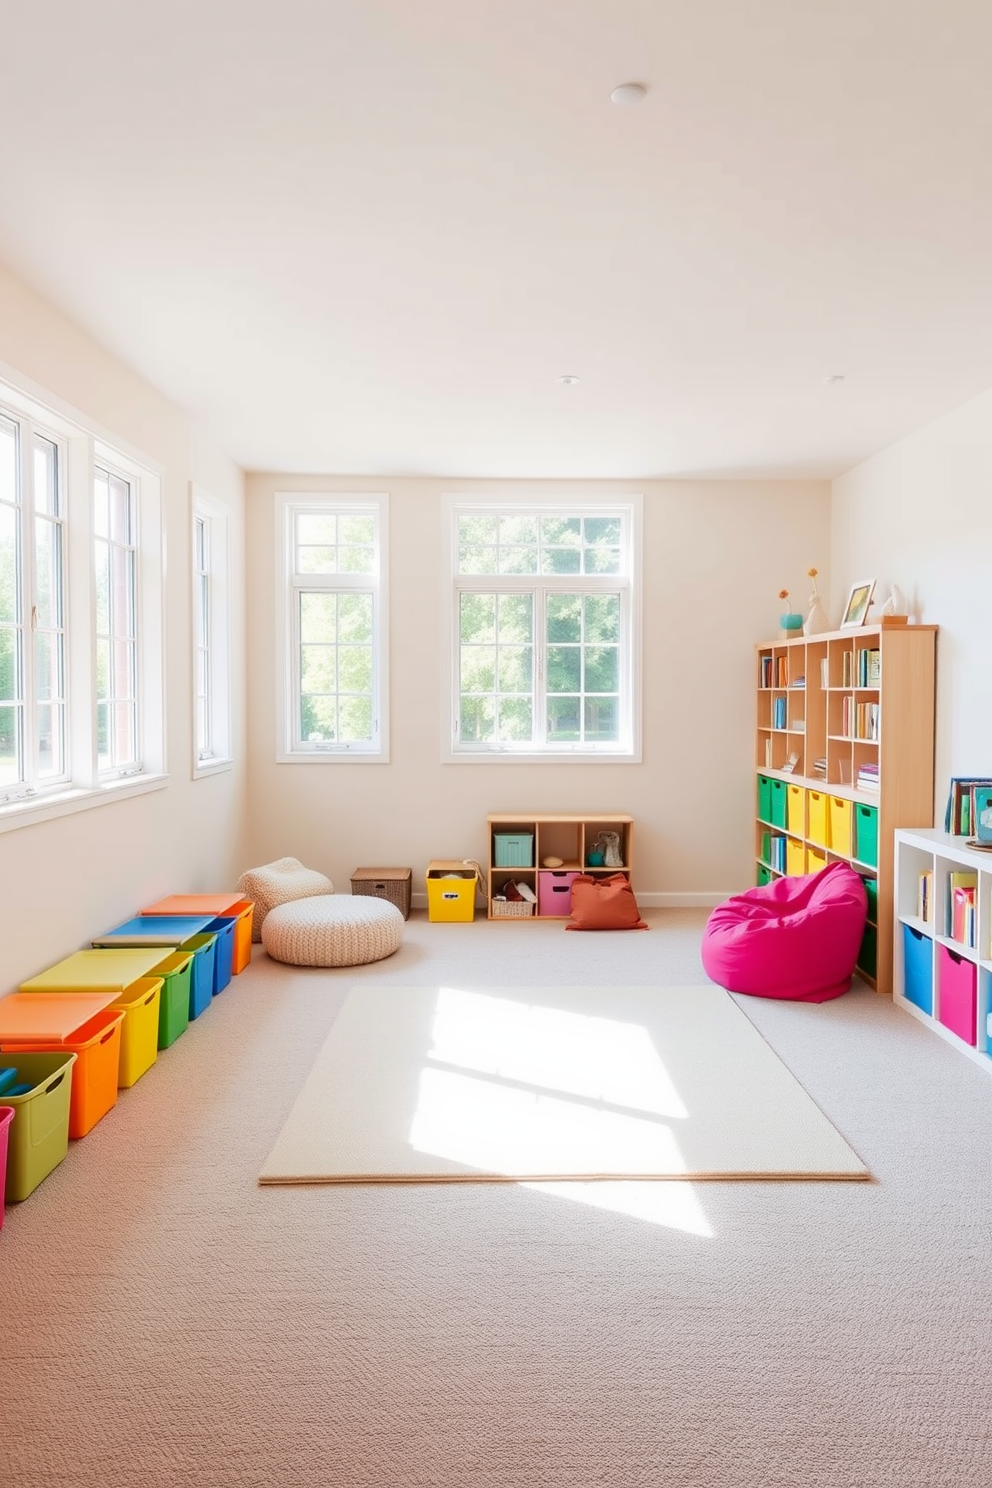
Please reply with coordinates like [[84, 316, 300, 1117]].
[[757, 775, 773, 823], [760, 830, 771, 865], [857, 924, 878, 978], [757, 866, 771, 886], [150, 952, 192, 1050], [861, 875, 878, 924], [855, 804, 879, 867], [0, 1050, 76, 1202], [769, 778, 788, 829]]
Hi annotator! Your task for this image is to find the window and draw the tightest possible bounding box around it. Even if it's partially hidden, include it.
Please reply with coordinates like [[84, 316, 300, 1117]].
[[445, 498, 641, 760], [275, 493, 388, 761], [191, 485, 232, 775], [0, 373, 165, 830]]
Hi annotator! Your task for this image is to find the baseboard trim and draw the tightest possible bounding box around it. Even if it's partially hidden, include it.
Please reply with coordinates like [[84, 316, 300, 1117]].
[[409, 891, 726, 911]]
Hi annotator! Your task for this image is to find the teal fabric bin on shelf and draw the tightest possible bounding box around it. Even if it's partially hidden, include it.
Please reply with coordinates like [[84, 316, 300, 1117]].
[[493, 833, 534, 868], [855, 804, 879, 867]]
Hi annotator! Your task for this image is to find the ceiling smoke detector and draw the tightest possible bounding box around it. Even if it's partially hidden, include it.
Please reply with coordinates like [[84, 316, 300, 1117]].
[[610, 82, 647, 105], [555, 375, 580, 386]]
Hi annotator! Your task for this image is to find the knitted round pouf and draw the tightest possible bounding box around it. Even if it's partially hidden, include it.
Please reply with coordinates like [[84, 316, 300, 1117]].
[[261, 894, 403, 967]]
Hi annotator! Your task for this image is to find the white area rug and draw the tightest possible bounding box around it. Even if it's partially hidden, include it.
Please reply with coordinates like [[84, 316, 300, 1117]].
[[259, 985, 869, 1183]]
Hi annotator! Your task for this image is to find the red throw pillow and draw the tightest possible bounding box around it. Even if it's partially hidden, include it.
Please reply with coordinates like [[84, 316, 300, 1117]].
[[565, 873, 648, 931]]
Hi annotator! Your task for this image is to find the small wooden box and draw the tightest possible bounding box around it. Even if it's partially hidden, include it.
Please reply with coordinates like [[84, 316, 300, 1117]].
[[350, 867, 412, 919]]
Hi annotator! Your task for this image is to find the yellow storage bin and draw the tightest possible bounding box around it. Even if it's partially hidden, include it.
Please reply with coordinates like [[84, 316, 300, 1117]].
[[807, 847, 828, 873], [110, 976, 162, 1088], [786, 785, 806, 837], [786, 838, 806, 876], [807, 791, 830, 849], [829, 796, 853, 858], [426, 860, 477, 923]]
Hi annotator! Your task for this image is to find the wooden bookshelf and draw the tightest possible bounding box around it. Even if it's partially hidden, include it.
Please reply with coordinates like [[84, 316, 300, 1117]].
[[755, 623, 937, 994], [486, 813, 633, 919]]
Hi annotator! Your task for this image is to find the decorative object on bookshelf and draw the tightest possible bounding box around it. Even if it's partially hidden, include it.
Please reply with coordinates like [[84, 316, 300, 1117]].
[[944, 777, 992, 837], [777, 589, 804, 639], [880, 583, 909, 624], [781, 751, 801, 774], [840, 578, 876, 629], [973, 787, 992, 844], [803, 567, 832, 636]]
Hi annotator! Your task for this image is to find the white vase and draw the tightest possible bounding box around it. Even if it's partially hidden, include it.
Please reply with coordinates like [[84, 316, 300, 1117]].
[[804, 595, 831, 635]]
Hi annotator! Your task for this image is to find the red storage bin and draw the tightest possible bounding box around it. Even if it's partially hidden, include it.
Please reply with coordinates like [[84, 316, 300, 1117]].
[[538, 870, 581, 916], [937, 945, 977, 1045]]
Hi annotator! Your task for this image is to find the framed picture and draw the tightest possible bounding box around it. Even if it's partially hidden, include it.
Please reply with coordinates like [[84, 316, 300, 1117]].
[[840, 578, 876, 629]]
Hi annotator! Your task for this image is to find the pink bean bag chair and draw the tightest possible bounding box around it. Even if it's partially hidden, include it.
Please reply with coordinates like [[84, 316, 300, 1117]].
[[701, 861, 868, 1003]]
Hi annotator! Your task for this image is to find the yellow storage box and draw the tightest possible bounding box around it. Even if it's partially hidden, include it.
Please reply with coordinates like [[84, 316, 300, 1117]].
[[786, 785, 806, 837], [807, 847, 828, 873], [829, 796, 854, 858], [426, 860, 477, 923], [786, 838, 806, 876], [807, 791, 830, 849]]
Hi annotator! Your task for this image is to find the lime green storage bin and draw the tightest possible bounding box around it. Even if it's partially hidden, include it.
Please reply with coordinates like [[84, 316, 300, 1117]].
[[757, 775, 773, 823], [0, 1050, 77, 1202], [757, 866, 771, 886], [861, 875, 878, 923], [150, 951, 192, 1050], [857, 924, 878, 978], [768, 778, 788, 829], [855, 804, 879, 867]]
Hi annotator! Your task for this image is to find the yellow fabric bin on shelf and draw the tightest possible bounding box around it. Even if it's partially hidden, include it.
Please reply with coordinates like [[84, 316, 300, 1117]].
[[807, 791, 830, 849], [786, 838, 806, 876], [786, 785, 806, 837], [807, 847, 828, 873], [426, 860, 477, 923], [829, 796, 854, 858]]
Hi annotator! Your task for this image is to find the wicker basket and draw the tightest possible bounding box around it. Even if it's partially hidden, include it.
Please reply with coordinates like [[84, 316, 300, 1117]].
[[491, 899, 534, 918], [350, 867, 412, 920]]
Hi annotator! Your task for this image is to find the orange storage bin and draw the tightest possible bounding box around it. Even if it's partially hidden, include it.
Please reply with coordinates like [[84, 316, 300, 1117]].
[[142, 894, 254, 975], [829, 796, 853, 858], [0, 993, 124, 1139], [807, 791, 830, 849]]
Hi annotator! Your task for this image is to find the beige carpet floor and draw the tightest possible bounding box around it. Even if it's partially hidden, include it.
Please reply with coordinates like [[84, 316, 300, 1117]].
[[2, 909, 992, 1487], [260, 983, 869, 1183]]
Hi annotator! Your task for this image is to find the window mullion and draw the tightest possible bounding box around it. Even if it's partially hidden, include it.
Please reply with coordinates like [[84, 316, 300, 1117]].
[[20, 417, 38, 790], [534, 586, 546, 747]]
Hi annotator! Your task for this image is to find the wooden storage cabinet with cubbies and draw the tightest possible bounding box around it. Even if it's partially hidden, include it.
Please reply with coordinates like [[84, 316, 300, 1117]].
[[755, 623, 937, 994], [894, 828, 992, 1073], [486, 813, 634, 920]]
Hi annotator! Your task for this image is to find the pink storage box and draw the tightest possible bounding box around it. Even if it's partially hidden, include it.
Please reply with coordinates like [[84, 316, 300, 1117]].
[[538, 871, 581, 917], [937, 945, 977, 1045], [0, 1106, 13, 1229]]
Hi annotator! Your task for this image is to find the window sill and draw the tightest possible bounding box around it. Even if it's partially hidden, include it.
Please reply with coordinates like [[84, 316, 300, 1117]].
[[276, 749, 390, 765], [0, 772, 169, 835], [444, 748, 641, 765], [192, 756, 234, 780]]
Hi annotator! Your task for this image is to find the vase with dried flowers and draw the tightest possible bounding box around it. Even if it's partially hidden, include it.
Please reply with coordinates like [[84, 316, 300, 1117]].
[[803, 567, 831, 635], [778, 589, 804, 639]]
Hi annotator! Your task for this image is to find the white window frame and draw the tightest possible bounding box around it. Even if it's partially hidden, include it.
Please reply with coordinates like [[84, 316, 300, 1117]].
[[442, 493, 642, 763], [274, 491, 389, 763], [190, 483, 233, 778], [0, 362, 166, 835]]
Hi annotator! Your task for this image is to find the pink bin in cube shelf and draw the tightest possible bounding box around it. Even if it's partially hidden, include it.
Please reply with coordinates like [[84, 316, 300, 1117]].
[[0, 1105, 12, 1227], [937, 945, 977, 1045], [538, 871, 581, 917]]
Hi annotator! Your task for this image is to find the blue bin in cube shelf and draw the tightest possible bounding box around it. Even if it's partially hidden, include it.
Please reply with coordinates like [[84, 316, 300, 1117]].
[[91, 915, 217, 1020], [902, 925, 934, 1016], [493, 834, 534, 868]]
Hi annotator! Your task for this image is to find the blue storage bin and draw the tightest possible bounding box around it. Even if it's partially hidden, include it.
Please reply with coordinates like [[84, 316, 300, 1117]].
[[493, 833, 534, 868], [205, 917, 235, 993], [181, 933, 218, 1018], [902, 924, 934, 1015]]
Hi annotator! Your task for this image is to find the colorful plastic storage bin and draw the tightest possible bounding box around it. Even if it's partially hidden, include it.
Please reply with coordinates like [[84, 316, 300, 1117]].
[[0, 1051, 76, 1202], [110, 977, 162, 1087], [141, 895, 254, 975], [538, 870, 581, 916], [786, 838, 806, 876], [902, 926, 934, 1015], [152, 952, 192, 1049], [180, 934, 217, 1017], [807, 791, 830, 849], [807, 847, 827, 873], [855, 804, 879, 868], [426, 862, 477, 922], [92, 917, 217, 1020], [20, 947, 175, 995], [0, 1105, 12, 1226], [0, 992, 124, 1139], [204, 918, 235, 992], [786, 785, 805, 837], [493, 834, 534, 868], [829, 796, 853, 858], [938, 945, 976, 1045]]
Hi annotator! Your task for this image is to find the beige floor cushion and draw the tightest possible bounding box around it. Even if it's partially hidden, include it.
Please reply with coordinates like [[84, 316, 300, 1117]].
[[237, 857, 334, 941], [262, 895, 404, 968]]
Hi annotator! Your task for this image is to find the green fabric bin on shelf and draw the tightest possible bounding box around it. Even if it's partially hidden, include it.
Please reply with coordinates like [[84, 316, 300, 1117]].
[[0, 1050, 77, 1202], [857, 925, 878, 978], [768, 779, 788, 829], [757, 866, 771, 886], [757, 775, 773, 823], [861, 875, 878, 923], [855, 805, 879, 868]]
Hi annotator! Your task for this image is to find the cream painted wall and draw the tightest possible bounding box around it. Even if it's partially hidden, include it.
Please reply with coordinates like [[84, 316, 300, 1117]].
[[245, 474, 830, 903], [0, 264, 247, 991], [832, 385, 992, 820]]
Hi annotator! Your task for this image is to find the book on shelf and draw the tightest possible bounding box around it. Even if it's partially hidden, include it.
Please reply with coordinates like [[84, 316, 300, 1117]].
[[761, 655, 772, 687], [974, 786, 992, 844], [775, 656, 788, 688], [857, 763, 880, 793], [944, 777, 992, 835], [842, 651, 853, 688], [781, 751, 801, 774], [917, 869, 933, 922], [812, 757, 828, 779], [855, 647, 882, 687], [773, 697, 787, 729], [948, 871, 978, 946], [819, 658, 829, 689], [791, 675, 806, 689]]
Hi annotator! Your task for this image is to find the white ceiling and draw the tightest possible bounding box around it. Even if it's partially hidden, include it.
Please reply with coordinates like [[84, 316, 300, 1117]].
[[1, 0, 991, 479]]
